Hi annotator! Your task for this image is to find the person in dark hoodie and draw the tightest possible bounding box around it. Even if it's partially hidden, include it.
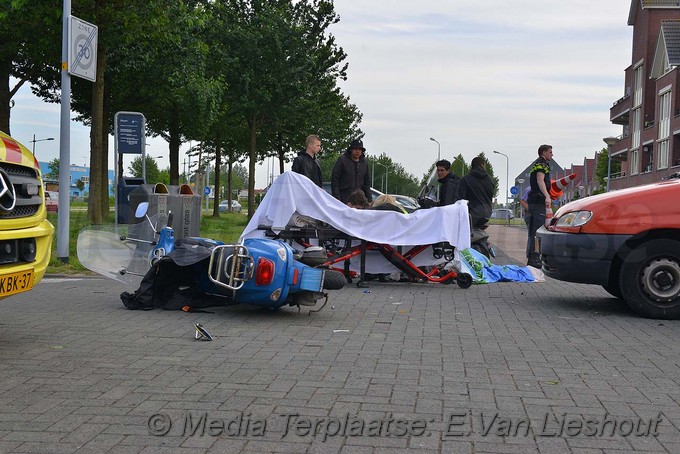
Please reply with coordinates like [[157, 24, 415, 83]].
[[456, 156, 494, 228], [331, 139, 372, 204], [436, 159, 461, 206], [291, 134, 323, 187]]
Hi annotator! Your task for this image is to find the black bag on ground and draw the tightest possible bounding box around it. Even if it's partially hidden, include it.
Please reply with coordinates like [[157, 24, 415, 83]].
[[120, 238, 234, 311]]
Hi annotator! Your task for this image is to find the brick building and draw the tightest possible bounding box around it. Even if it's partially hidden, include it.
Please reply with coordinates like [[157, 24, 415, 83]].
[[608, 0, 680, 189]]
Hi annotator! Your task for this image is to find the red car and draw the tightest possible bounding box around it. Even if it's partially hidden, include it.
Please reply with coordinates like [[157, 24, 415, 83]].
[[537, 179, 680, 319], [44, 191, 58, 213]]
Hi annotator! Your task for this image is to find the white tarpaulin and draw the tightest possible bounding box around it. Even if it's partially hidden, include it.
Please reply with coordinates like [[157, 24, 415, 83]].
[[241, 172, 471, 249]]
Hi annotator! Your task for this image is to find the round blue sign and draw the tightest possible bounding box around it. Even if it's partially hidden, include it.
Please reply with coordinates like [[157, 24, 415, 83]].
[[510, 186, 519, 196], [203, 186, 211, 195]]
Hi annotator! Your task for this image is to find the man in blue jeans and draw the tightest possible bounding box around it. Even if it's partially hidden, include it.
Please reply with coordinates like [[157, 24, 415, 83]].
[[526, 144, 553, 268], [519, 186, 531, 259]]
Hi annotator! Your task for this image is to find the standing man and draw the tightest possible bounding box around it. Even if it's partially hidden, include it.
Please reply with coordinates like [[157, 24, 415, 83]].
[[456, 156, 493, 228], [519, 185, 532, 260], [436, 159, 461, 206], [291, 134, 323, 187], [331, 139, 372, 204], [526, 144, 553, 268]]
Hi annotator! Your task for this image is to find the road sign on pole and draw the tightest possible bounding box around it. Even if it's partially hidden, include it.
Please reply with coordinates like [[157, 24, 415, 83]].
[[68, 16, 98, 82], [510, 186, 519, 196]]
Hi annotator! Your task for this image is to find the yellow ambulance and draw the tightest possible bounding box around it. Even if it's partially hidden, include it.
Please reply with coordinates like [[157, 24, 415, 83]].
[[0, 131, 54, 298]]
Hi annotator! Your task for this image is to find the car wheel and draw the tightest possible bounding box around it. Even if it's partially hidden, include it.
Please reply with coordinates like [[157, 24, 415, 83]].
[[602, 280, 622, 299], [619, 239, 680, 319]]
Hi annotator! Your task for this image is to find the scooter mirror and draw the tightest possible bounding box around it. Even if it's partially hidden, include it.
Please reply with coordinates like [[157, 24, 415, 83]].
[[135, 202, 149, 219]]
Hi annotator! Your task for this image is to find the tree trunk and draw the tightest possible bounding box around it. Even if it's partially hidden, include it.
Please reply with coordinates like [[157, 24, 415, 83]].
[[0, 62, 12, 134], [100, 73, 110, 220], [212, 141, 221, 217], [247, 119, 257, 220], [227, 156, 233, 211], [169, 105, 180, 185], [88, 42, 106, 225], [277, 132, 285, 175]]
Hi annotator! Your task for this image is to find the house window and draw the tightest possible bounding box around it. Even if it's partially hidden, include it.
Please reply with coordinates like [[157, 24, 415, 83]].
[[81, 176, 89, 183], [633, 65, 643, 107], [631, 149, 640, 175], [657, 90, 671, 169]]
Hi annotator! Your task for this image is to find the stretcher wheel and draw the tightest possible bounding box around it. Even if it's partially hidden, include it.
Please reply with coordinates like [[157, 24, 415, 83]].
[[456, 273, 473, 289]]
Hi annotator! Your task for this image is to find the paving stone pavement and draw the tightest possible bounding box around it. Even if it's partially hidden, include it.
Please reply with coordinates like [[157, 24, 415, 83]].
[[0, 225, 679, 453]]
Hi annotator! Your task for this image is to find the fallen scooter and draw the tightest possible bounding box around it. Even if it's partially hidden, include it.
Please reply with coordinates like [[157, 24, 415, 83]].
[[77, 202, 344, 313]]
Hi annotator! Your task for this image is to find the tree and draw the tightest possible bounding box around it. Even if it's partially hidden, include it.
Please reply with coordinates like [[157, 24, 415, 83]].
[[209, 0, 350, 218], [46, 158, 59, 180], [0, 0, 61, 134], [128, 155, 162, 184], [594, 147, 620, 192]]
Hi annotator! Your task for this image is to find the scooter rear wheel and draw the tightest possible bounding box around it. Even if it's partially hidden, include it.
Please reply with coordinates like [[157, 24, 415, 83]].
[[323, 270, 346, 290]]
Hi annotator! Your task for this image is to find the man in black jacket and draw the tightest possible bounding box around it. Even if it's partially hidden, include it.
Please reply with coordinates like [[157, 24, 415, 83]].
[[331, 139, 372, 203], [291, 134, 323, 187], [456, 156, 494, 228], [436, 159, 460, 206]]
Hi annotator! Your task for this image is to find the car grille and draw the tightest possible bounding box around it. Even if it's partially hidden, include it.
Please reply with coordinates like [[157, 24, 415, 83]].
[[0, 163, 42, 219]]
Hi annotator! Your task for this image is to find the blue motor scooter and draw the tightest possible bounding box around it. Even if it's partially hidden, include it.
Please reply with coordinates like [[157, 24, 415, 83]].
[[80, 202, 344, 312]]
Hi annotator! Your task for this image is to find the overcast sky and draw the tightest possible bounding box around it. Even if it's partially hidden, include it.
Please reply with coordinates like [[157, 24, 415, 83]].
[[9, 0, 633, 200]]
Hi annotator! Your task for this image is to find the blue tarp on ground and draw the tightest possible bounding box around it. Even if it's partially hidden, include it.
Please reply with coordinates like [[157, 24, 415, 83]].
[[459, 247, 537, 284]]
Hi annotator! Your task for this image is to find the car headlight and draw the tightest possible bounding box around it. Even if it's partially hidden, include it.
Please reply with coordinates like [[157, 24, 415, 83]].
[[555, 210, 593, 227]]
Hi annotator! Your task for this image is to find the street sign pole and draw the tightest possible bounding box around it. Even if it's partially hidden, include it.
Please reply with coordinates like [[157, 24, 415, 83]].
[[114, 112, 146, 232]]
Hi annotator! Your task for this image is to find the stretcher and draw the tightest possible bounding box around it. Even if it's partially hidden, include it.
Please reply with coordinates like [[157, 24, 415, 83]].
[[243, 172, 474, 287], [259, 224, 473, 288]]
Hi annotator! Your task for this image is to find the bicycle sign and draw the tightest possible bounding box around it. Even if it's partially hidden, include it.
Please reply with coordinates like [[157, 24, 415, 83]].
[[68, 16, 98, 82]]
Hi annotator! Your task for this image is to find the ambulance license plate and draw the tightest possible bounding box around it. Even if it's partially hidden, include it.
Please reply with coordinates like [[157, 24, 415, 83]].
[[0, 269, 34, 297]]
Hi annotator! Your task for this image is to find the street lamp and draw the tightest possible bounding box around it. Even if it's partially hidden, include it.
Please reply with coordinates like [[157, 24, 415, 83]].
[[493, 150, 509, 208], [603, 136, 620, 192], [29, 134, 54, 156], [516, 178, 525, 218], [429, 137, 440, 161], [374, 161, 389, 193]]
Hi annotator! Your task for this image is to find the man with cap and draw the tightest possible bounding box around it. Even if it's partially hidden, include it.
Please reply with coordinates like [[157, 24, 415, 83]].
[[331, 139, 372, 204]]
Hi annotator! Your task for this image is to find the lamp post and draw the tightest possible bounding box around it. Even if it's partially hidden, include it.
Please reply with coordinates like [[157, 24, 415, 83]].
[[429, 137, 440, 161], [493, 150, 509, 208], [516, 178, 525, 218], [374, 161, 389, 193], [29, 134, 55, 156], [603, 136, 620, 192]]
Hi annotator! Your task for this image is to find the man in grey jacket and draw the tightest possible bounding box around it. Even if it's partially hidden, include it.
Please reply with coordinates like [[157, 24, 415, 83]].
[[331, 139, 372, 204]]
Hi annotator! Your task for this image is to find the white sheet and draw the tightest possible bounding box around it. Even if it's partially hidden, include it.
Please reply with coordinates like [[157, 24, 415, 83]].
[[240, 171, 471, 250]]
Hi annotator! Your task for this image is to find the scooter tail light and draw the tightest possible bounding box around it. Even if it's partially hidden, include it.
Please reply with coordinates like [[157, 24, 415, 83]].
[[255, 257, 275, 286]]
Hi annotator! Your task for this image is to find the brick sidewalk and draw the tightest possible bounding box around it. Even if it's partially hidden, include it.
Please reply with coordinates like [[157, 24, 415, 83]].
[[1, 236, 679, 453], [486, 224, 528, 265]]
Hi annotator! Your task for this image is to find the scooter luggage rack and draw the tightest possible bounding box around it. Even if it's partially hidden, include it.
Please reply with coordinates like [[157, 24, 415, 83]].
[[208, 244, 253, 291]]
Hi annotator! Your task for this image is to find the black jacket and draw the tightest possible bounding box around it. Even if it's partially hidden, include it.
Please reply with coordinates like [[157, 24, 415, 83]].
[[291, 151, 322, 187], [438, 172, 460, 206], [331, 149, 372, 203], [457, 167, 494, 226]]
